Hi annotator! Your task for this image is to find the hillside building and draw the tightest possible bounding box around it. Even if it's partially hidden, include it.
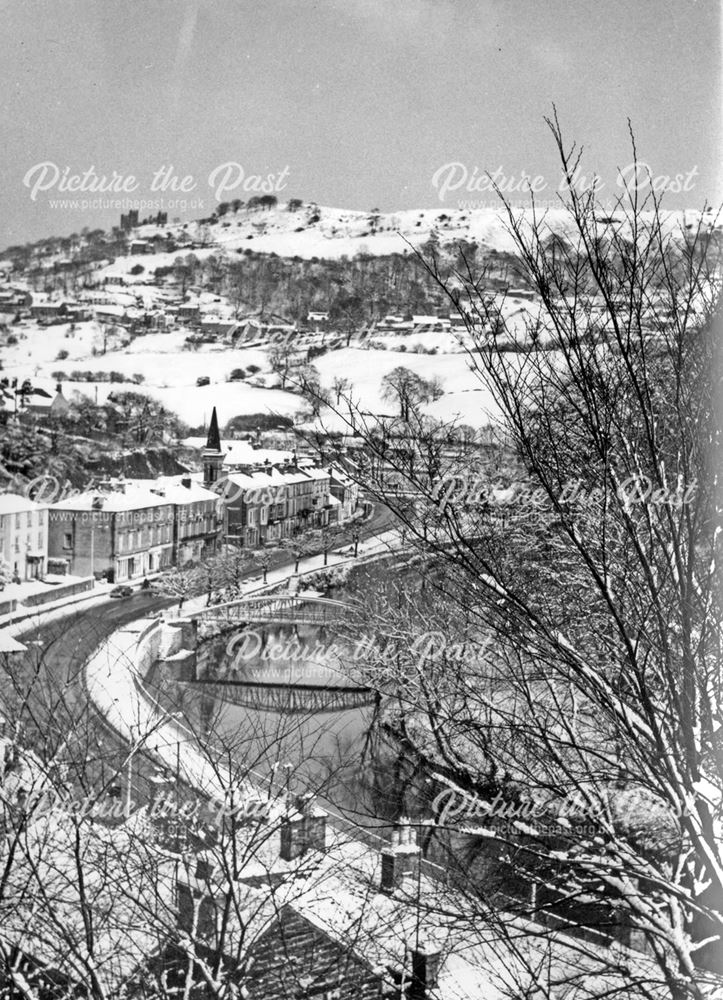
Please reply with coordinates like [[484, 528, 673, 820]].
[[0, 494, 48, 582], [47, 485, 175, 582]]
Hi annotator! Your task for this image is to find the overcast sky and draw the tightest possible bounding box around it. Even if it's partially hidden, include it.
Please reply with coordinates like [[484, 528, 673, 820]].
[[1, 0, 720, 245]]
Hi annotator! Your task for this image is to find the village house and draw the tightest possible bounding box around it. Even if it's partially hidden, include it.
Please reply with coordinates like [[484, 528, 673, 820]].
[[17, 381, 71, 420], [0, 378, 71, 420], [219, 463, 343, 547], [306, 310, 330, 331], [329, 466, 360, 523], [0, 287, 31, 313], [176, 300, 201, 323], [238, 317, 297, 344], [128, 476, 223, 565], [200, 316, 238, 339], [0, 493, 48, 582], [222, 468, 282, 547], [4, 789, 660, 1000], [93, 302, 136, 326], [200, 408, 352, 548], [412, 314, 452, 333], [29, 298, 69, 322], [47, 484, 175, 582], [166, 799, 655, 1000]]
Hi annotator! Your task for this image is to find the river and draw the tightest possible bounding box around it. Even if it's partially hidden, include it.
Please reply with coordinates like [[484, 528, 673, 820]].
[[146, 566, 431, 833]]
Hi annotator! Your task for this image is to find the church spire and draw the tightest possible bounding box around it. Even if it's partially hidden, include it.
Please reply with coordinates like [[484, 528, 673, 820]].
[[206, 406, 221, 451], [202, 407, 223, 487]]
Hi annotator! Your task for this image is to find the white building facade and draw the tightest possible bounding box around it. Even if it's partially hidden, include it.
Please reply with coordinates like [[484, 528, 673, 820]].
[[0, 494, 48, 582]]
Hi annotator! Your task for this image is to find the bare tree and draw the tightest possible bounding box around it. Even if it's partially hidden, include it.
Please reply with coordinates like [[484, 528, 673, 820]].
[[331, 376, 352, 405], [326, 116, 723, 998]]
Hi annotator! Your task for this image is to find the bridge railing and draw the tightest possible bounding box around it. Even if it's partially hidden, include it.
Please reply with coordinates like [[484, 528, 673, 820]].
[[187, 592, 361, 622]]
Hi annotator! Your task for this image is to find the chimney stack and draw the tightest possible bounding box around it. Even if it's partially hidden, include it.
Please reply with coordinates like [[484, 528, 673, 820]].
[[409, 945, 442, 999], [194, 851, 215, 882], [279, 793, 327, 861], [380, 818, 421, 892]]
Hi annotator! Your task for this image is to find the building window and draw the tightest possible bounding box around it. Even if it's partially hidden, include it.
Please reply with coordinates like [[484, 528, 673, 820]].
[[63, 533, 72, 550]]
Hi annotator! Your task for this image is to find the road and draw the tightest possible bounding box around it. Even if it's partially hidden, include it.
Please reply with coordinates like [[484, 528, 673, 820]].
[[4, 503, 397, 810]]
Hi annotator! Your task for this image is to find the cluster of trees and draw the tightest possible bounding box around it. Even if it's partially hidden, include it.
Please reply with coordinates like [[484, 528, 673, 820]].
[[72, 390, 188, 447], [51, 370, 144, 385], [155, 242, 518, 333], [222, 412, 292, 436], [0, 389, 190, 493], [214, 195, 279, 217], [380, 366, 444, 420], [322, 118, 723, 998]]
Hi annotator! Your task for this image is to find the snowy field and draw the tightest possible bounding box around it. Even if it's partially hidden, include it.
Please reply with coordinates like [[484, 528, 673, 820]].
[[5, 199, 694, 430], [102, 203, 707, 269], [1, 315, 505, 430]]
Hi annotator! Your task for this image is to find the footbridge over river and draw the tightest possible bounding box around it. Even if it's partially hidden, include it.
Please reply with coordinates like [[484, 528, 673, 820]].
[[185, 592, 374, 714], [184, 592, 359, 629]]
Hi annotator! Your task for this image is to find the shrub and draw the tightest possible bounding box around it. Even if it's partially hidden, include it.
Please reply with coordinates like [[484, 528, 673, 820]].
[[56, 349, 69, 361]]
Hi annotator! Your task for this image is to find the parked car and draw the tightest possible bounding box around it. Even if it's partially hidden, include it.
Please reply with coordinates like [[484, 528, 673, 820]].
[[196, 375, 210, 386], [109, 585, 133, 598]]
